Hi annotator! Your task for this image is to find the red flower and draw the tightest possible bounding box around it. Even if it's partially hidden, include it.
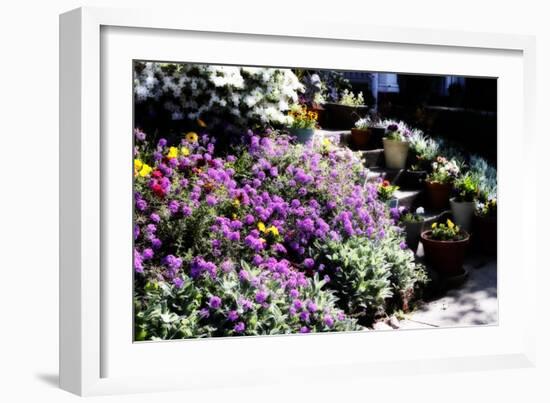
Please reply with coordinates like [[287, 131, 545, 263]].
[[382, 180, 391, 187], [151, 183, 165, 198], [152, 170, 163, 178]]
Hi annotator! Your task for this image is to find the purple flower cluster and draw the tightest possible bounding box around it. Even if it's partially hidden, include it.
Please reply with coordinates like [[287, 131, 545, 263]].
[[133, 129, 395, 337]]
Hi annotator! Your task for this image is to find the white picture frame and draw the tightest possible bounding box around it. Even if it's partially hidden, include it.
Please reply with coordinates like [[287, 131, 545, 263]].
[[60, 6, 537, 396]]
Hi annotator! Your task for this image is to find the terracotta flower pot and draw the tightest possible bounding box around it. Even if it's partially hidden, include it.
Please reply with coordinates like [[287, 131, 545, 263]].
[[403, 220, 425, 254], [288, 127, 315, 144], [383, 138, 409, 169], [425, 181, 452, 210], [421, 230, 470, 277], [350, 128, 371, 150], [450, 198, 475, 232], [473, 214, 497, 255]]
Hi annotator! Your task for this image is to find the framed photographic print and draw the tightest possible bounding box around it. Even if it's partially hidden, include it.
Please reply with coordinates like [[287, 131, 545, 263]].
[[60, 6, 537, 396]]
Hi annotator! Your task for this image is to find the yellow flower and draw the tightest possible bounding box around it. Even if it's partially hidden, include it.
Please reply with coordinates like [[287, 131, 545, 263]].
[[446, 219, 455, 229], [134, 159, 143, 171], [257, 222, 266, 233], [232, 213, 238, 220], [186, 131, 199, 143], [431, 222, 437, 229], [181, 146, 190, 156], [233, 198, 241, 208], [267, 226, 279, 236], [167, 146, 178, 159], [138, 163, 153, 177], [322, 138, 332, 148], [197, 118, 207, 128]]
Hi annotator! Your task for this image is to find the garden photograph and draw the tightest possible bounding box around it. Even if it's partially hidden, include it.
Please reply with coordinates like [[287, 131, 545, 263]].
[[132, 61, 497, 341]]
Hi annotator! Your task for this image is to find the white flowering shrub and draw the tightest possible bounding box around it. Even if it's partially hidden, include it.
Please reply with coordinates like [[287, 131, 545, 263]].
[[134, 62, 304, 134]]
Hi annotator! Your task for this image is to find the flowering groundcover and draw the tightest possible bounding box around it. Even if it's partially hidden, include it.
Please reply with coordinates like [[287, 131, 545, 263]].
[[133, 128, 427, 340]]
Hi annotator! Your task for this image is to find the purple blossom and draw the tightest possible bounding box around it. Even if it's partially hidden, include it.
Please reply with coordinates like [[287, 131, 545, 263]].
[[255, 290, 268, 304], [142, 248, 154, 260], [209, 296, 222, 310], [150, 213, 161, 223], [324, 315, 334, 328], [151, 238, 162, 249], [234, 322, 246, 333], [227, 310, 239, 322], [220, 260, 234, 273], [168, 200, 180, 214], [307, 301, 318, 313], [133, 249, 143, 273], [136, 199, 147, 211], [206, 194, 218, 206], [134, 128, 146, 141], [173, 278, 184, 288], [303, 258, 315, 269]]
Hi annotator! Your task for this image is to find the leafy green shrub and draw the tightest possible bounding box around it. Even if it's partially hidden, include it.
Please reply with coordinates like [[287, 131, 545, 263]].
[[315, 232, 427, 324]]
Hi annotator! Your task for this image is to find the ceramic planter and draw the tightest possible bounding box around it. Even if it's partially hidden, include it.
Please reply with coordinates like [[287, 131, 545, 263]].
[[383, 138, 409, 169], [421, 230, 470, 277], [288, 127, 315, 144], [473, 214, 497, 255], [399, 169, 427, 190], [450, 198, 475, 232], [403, 220, 425, 254], [425, 181, 452, 210], [350, 128, 371, 150], [320, 103, 369, 130]]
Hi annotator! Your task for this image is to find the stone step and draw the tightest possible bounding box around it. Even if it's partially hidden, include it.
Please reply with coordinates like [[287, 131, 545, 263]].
[[369, 167, 404, 184], [394, 189, 422, 210], [360, 149, 384, 168]]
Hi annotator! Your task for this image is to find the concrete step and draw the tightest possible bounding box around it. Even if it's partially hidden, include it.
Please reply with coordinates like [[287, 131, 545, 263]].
[[394, 189, 422, 210], [360, 149, 384, 168], [367, 166, 404, 184]]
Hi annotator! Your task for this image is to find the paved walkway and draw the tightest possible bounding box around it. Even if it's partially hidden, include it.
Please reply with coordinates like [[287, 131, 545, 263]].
[[374, 252, 498, 330]]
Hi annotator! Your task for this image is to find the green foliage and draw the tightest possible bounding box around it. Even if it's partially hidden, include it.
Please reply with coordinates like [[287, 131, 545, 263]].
[[429, 219, 466, 241], [453, 172, 480, 202], [315, 233, 427, 324]]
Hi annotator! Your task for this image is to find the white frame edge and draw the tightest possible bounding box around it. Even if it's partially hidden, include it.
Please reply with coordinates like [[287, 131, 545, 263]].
[[59, 6, 537, 396]]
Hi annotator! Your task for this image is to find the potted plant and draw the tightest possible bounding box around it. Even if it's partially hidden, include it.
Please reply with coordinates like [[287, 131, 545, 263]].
[[425, 156, 460, 209], [450, 173, 480, 232], [400, 132, 439, 190], [287, 105, 318, 143], [377, 179, 399, 204], [322, 89, 369, 130], [382, 122, 410, 169], [395, 206, 426, 254], [421, 219, 470, 277], [350, 117, 372, 150], [473, 198, 497, 255]]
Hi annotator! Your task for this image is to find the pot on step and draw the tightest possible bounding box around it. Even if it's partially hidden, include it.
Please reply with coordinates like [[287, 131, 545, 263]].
[[450, 197, 475, 232], [421, 230, 470, 277], [425, 181, 452, 210], [287, 127, 315, 144], [350, 128, 371, 150], [383, 138, 409, 169]]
